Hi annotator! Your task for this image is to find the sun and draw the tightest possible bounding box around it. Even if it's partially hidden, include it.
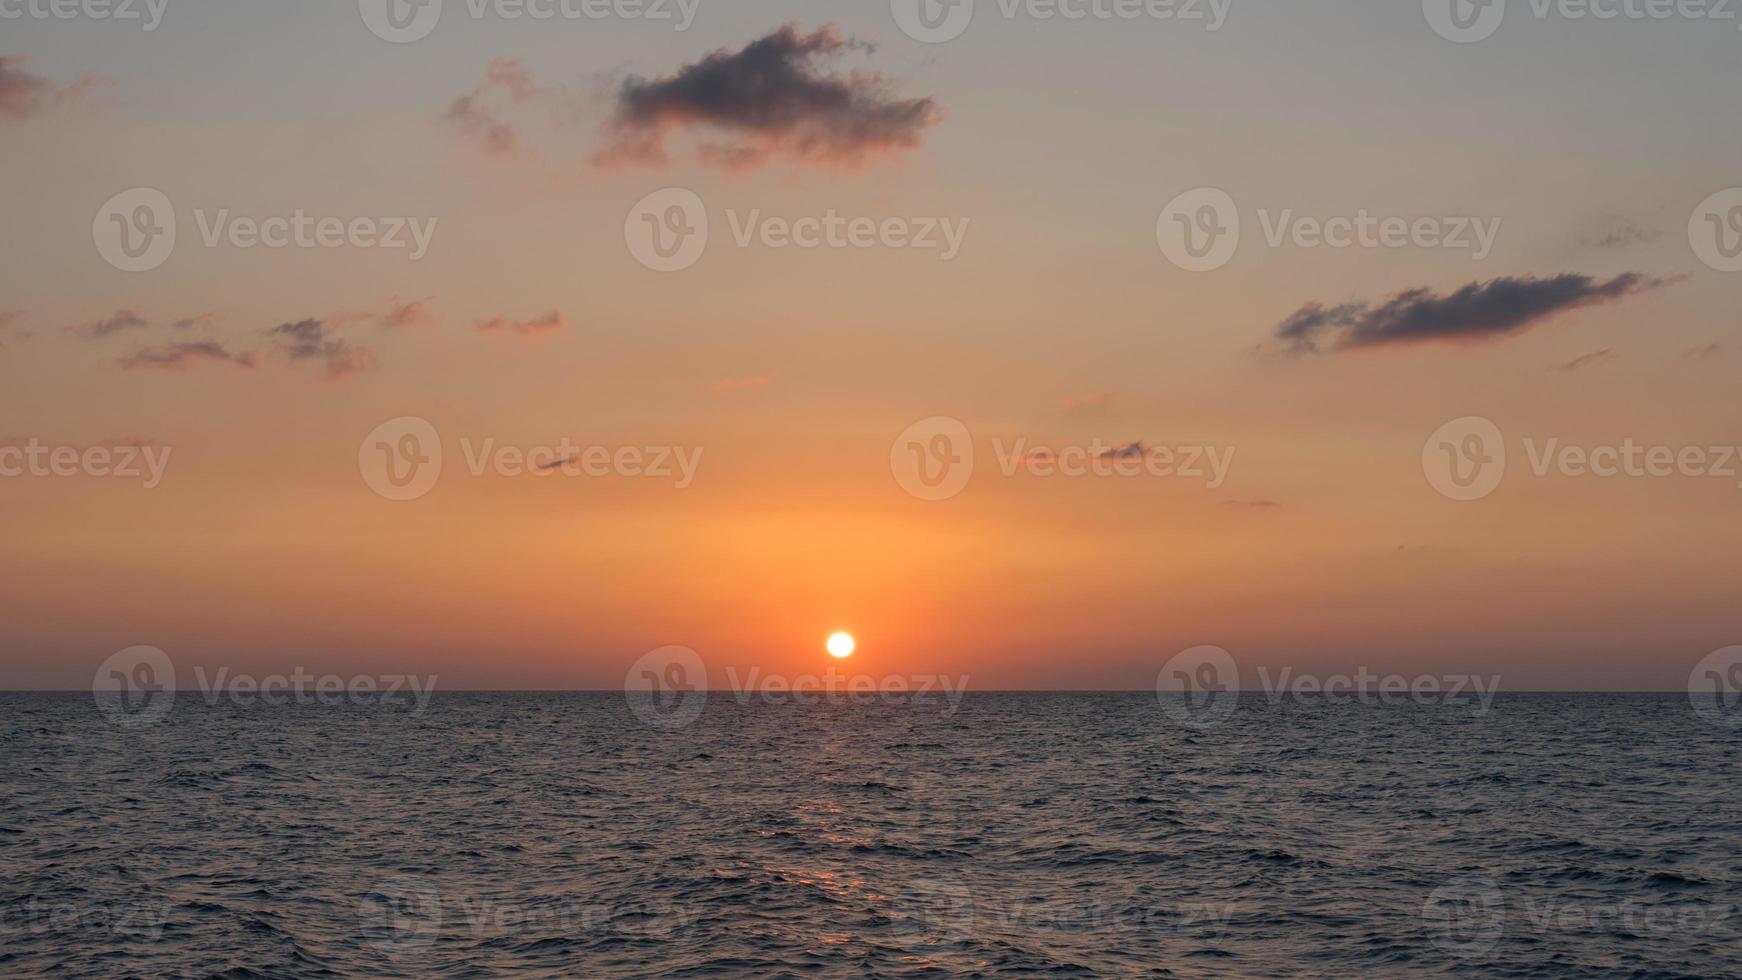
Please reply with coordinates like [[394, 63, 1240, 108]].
[[826, 631, 856, 659]]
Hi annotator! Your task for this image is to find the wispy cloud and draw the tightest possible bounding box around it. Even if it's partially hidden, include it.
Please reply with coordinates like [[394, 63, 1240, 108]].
[[442, 58, 545, 158], [381, 296, 436, 329], [1683, 342, 1723, 361], [475, 310, 565, 337], [120, 340, 256, 371], [0, 55, 112, 122], [269, 319, 378, 381], [66, 309, 149, 340], [1547, 348, 1618, 373], [595, 24, 942, 173], [1273, 273, 1676, 355], [1577, 214, 1662, 252]]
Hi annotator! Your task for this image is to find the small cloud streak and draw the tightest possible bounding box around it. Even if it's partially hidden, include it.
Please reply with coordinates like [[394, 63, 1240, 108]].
[[1578, 214, 1662, 251], [0, 56, 112, 122], [475, 310, 565, 337], [1683, 342, 1723, 360], [1273, 273, 1675, 355], [67, 309, 149, 340], [596, 24, 941, 173], [120, 341, 257, 372], [1547, 348, 1618, 373], [1062, 391, 1118, 414], [382, 296, 436, 329], [712, 374, 774, 394]]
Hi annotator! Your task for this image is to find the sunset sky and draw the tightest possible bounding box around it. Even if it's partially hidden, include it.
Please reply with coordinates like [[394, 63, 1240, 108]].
[[3, 1, 1739, 690]]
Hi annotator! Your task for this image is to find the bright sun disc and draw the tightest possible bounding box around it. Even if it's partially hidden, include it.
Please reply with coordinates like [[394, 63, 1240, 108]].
[[826, 632, 856, 658]]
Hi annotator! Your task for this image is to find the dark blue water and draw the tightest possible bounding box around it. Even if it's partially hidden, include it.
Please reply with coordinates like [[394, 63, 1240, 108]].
[[2, 693, 1738, 977]]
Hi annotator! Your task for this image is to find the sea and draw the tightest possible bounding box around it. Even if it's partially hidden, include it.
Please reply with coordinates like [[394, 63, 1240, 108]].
[[2, 692, 1738, 978]]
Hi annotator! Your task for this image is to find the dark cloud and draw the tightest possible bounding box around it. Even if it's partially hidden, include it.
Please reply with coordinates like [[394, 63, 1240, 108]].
[[1273, 273, 1675, 355], [120, 341, 256, 371], [1098, 441, 1146, 461], [475, 310, 564, 337], [67, 309, 149, 340], [269, 319, 378, 381], [0, 55, 111, 122], [1577, 214, 1662, 251], [596, 24, 941, 172], [1683, 342, 1723, 360], [1547, 348, 1618, 373]]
